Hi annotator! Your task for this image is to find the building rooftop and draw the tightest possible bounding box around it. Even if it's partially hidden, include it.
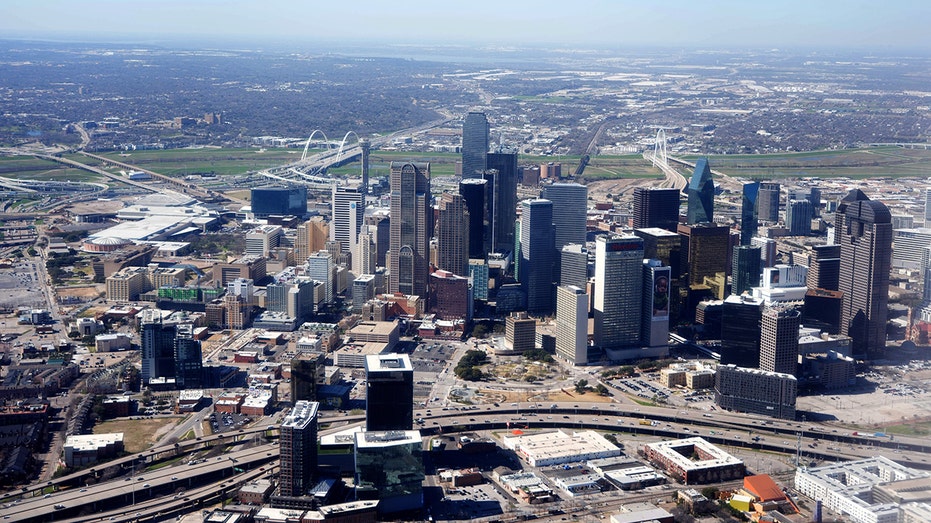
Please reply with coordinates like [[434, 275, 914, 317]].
[[64, 433, 124, 451], [281, 401, 318, 430], [354, 430, 421, 449], [365, 353, 412, 373], [645, 437, 743, 471]]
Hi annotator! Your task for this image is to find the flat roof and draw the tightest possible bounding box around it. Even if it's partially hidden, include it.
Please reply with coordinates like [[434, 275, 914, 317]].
[[365, 353, 412, 373], [349, 321, 398, 336], [354, 430, 421, 449], [645, 437, 742, 471], [281, 401, 318, 430], [65, 433, 123, 451]]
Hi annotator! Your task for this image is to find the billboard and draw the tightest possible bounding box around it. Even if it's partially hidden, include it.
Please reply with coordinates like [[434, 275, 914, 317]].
[[652, 268, 670, 319]]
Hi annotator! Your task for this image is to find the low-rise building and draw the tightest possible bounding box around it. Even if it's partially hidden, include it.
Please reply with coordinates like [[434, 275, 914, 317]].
[[642, 437, 744, 485], [63, 433, 124, 467], [502, 430, 620, 467]]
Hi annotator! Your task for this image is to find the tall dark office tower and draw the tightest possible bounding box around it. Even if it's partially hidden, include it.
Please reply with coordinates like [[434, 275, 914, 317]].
[[461, 112, 489, 179], [788, 187, 821, 217], [786, 199, 813, 236], [836, 189, 892, 359], [436, 192, 469, 276], [686, 158, 714, 224], [740, 182, 760, 245], [594, 235, 644, 350], [486, 151, 518, 251], [542, 182, 588, 250], [389, 162, 431, 298], [331, 185, 365, 253], [560, 244, 589, 290], [520, 199, 556, 314], [760, 307, 801, 376], [279, 401, 319, 497], [720, 294, 764, 368], [250, 186, 308, 217], [459, 178, 488, 259], [365, 354, 414, 431], [635, 227, 682, 281], [360, 138, 371, 196], [678, 223, 730, 287], [140, 310, 176, 384], [633, 187, 680, 232], [291, 351, 325, 402], [732, 245, 762, 296], [174, 324, 203, 389], [807, 245, 841, 291], [758, 182, 781, 222]]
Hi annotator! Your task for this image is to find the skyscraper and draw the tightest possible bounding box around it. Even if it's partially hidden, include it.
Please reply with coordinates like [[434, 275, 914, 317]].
[[760, 307, 801, 376], [836, 189, 892, 359], [732, 245, 762, 296], [140, 310, 175, 384], [678, 223, 730, 287], [560, 244, 589, 289], [365, 354, 414, 431], [291, 351, 325, 402], [758, 182, 781, 222], [642, 260, 671, 348], [461, 112, 489, 179], [635, 227, 682, 281], [331, 185, 365, 253], [556, 285, 588, 365], [295, 217, 328, 265], [633, 187, 680, 232], [720, 294, 764, 368], [279, 401, 319, 497], [353, 225, 377, 276], [519, 199, 556, 314], [174, 324, 203, 389], [594, 235, 644, 350], [786, 199, 813, 236], [389, 162, 431, 298], [686, 158, 714, 224], [925, 187, 931, 222], [360, 138, 370, 195], [740, 181, 760, 245], [542, 182, 588, 251], [459, 178, 488, 259], [436, 192, 469, 276], [306, 251, 334, 305], [486, 151, 519, 252]]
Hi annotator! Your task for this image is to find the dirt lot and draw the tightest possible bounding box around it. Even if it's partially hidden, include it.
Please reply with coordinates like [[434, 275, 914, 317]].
[[55, 285, 103, 299], [93, 417, 183, 453]]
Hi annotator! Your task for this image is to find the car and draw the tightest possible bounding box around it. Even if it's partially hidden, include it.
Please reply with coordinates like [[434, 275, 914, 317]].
[[143, 484, 150, 488], [171, 476, 178, 480]]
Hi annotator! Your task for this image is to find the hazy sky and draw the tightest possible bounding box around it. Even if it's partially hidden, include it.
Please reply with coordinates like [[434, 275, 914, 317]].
[[2, 0, 928, 51]]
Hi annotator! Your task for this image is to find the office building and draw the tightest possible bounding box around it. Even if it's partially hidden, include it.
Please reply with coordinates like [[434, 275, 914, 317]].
[[594, 235, 644, 350], [786, 199, 813, 235], [542, 183, 588, 251], [363, 207, 390, 268], [213, 255, 266, 287], [436, 192, 469, 276], [291, 351, 325, 403], [635, 227, 682, 281], [389, 162, 431, 298], [892, 228, 931, 270], [459, 178, 488, 259], [354, 430, 424, 514], [505, 312, 536, 353], [642, 260, 670, 348], [714, 365, 797, 420], [732, 245, 762, 296], [251, 186, 307, 218], [429, 270, 472, 321], [461, 112, 489, 179], [720, 294, 764, 368], [520, 199, 556, 314], [760, 307, 801, 376], [245, 225, 282, 257], [633, 187, 680, 232], [174, 324, 203, 389], [758, 183, 780, 222], [643, 438, 744, 485], [360, 139, 370, 195], [556, 285, 588, 365], [788, 186, 821, 217], [751, 237, 777, 269], [486, 151, 519, 252], [331, 185, 365, 253], [140, 310, 176, 384], [925, 188, 931, 222], [686, 158, 714, 224], [365, 354, 413, 431], [294, 217, 328, 265], [353, 225, 377, 276], [351, 274, 376, 314], [740, 181, 760, 245], [227, 277, 254, 305], [836, 189, 892, 359], [469, 259, 489, 301], [678, 223, 729, 287], [279, 401, 319, 497], [807, 244, 840, 291], [560, 244, 589, 289], [306, 251, 334, 305]]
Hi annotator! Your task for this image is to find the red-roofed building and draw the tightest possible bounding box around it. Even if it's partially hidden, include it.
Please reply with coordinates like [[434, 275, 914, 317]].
[[743, 474, 786, 503]]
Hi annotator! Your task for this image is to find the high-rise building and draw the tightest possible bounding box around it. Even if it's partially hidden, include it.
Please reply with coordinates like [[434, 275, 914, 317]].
[[245, 225, 282, 257], [836, 189, 892, 359], [542, 183, 588, 251], [891, 228, 931, 270], [360, 138, 370, 195], [720, 294, 764, 368], [788, 187, 821, 217], [760, 307, 801, 376], [429, 270, 472, 321], [352, 274, 376, 314], [787, 199, 813, 235], [459, 178, 488, 259], [279, 401, 319, 497], [925, 187, 931, 222], [363, 207, 390, 268], [486, 152, 519, 252], [758, 182, 781, 222], [633, 187, 680, 232], [635, 227, 682, 281], [686, 158, 714, 224], [306, 251, 335, 305], [469, 259, 489, 301], [751, 237, 777, 269], [594, 235, 644, 350], [714, 365, 797, 420], [436, 192, 469, 276], [353, 225, 377, 276], [740, 181, 760, 245], [461, 112, 489, 179], [354, 430, 424, 514], [295, 217, 328, 265], [732, 245, 762, 296], [140, 310, 175, 384], [642, 260, 671, 348], [291, 351, 325, 403], [331, 185, 365, 253], [519, 199, 556, 314], [251, 186, 308, 217], [560, 244, 589, 289], [389, 162, 431, 298], [556, 285, 588, 365], [807, 244, 840, 291], [365, 354, 413, 431], [505, 312, 536, 353], [174, 324, 203, 389], [678, 223, 729, 287]]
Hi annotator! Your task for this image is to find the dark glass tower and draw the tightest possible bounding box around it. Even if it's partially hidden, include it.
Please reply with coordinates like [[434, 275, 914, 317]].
[[486, 151, 518, 252], [720, 295, 764, 368], [686, 158, 714, 224], [520, 199, 556, 314], [279, 401, 319, 497], [633, 187, 680, 232], [389, 162, 431, 298], [807, 244, 840, 291], [365, 354, 414, 431], [732, 245, 762, 296], [174, 324, 203, 389], [140, 311, 176, 384], [461, 112, 489, 179], [250, 186, 308, 217], [740, 181, 760, 245], [758, 182, 781, 222], [459, 178, 488, 259]]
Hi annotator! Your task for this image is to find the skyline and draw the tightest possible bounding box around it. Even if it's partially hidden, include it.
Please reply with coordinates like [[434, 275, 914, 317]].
[[2, 0, 930, 53]]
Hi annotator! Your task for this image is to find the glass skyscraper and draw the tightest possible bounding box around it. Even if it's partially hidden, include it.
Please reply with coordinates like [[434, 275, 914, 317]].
[[542, 182, 588, 251], [740, 181, 760, 245], [686, 158, 714, 224], [389, 162, 431, 298], [519, 199, 556, 314], [594, 235, 644, 350], [461, 112, 488, 179]]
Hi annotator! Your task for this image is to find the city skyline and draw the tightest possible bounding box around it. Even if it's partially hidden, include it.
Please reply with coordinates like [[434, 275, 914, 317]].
[[1, 1, 929, 52]]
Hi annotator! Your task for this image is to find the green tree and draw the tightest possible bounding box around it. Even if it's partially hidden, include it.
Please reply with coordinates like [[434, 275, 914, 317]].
[[574, 379, 589, 394], [595, 383, 609, 396]]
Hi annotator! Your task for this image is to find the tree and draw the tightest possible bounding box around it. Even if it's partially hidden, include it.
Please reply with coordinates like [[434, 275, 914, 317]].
[[574, 379, 589, 394], [595, 383, 609, 396], [472, 324, 488, 339]]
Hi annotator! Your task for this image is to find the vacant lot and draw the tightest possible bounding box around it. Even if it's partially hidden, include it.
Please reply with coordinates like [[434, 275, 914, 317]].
[[94, 417, 183, 453]]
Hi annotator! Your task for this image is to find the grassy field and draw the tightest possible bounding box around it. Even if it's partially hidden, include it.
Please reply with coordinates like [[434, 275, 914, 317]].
[[882, 421, 931, 437], [93, 147, 313, 177], [93, 417, 183, 453], [0, 155, 110, 183]]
